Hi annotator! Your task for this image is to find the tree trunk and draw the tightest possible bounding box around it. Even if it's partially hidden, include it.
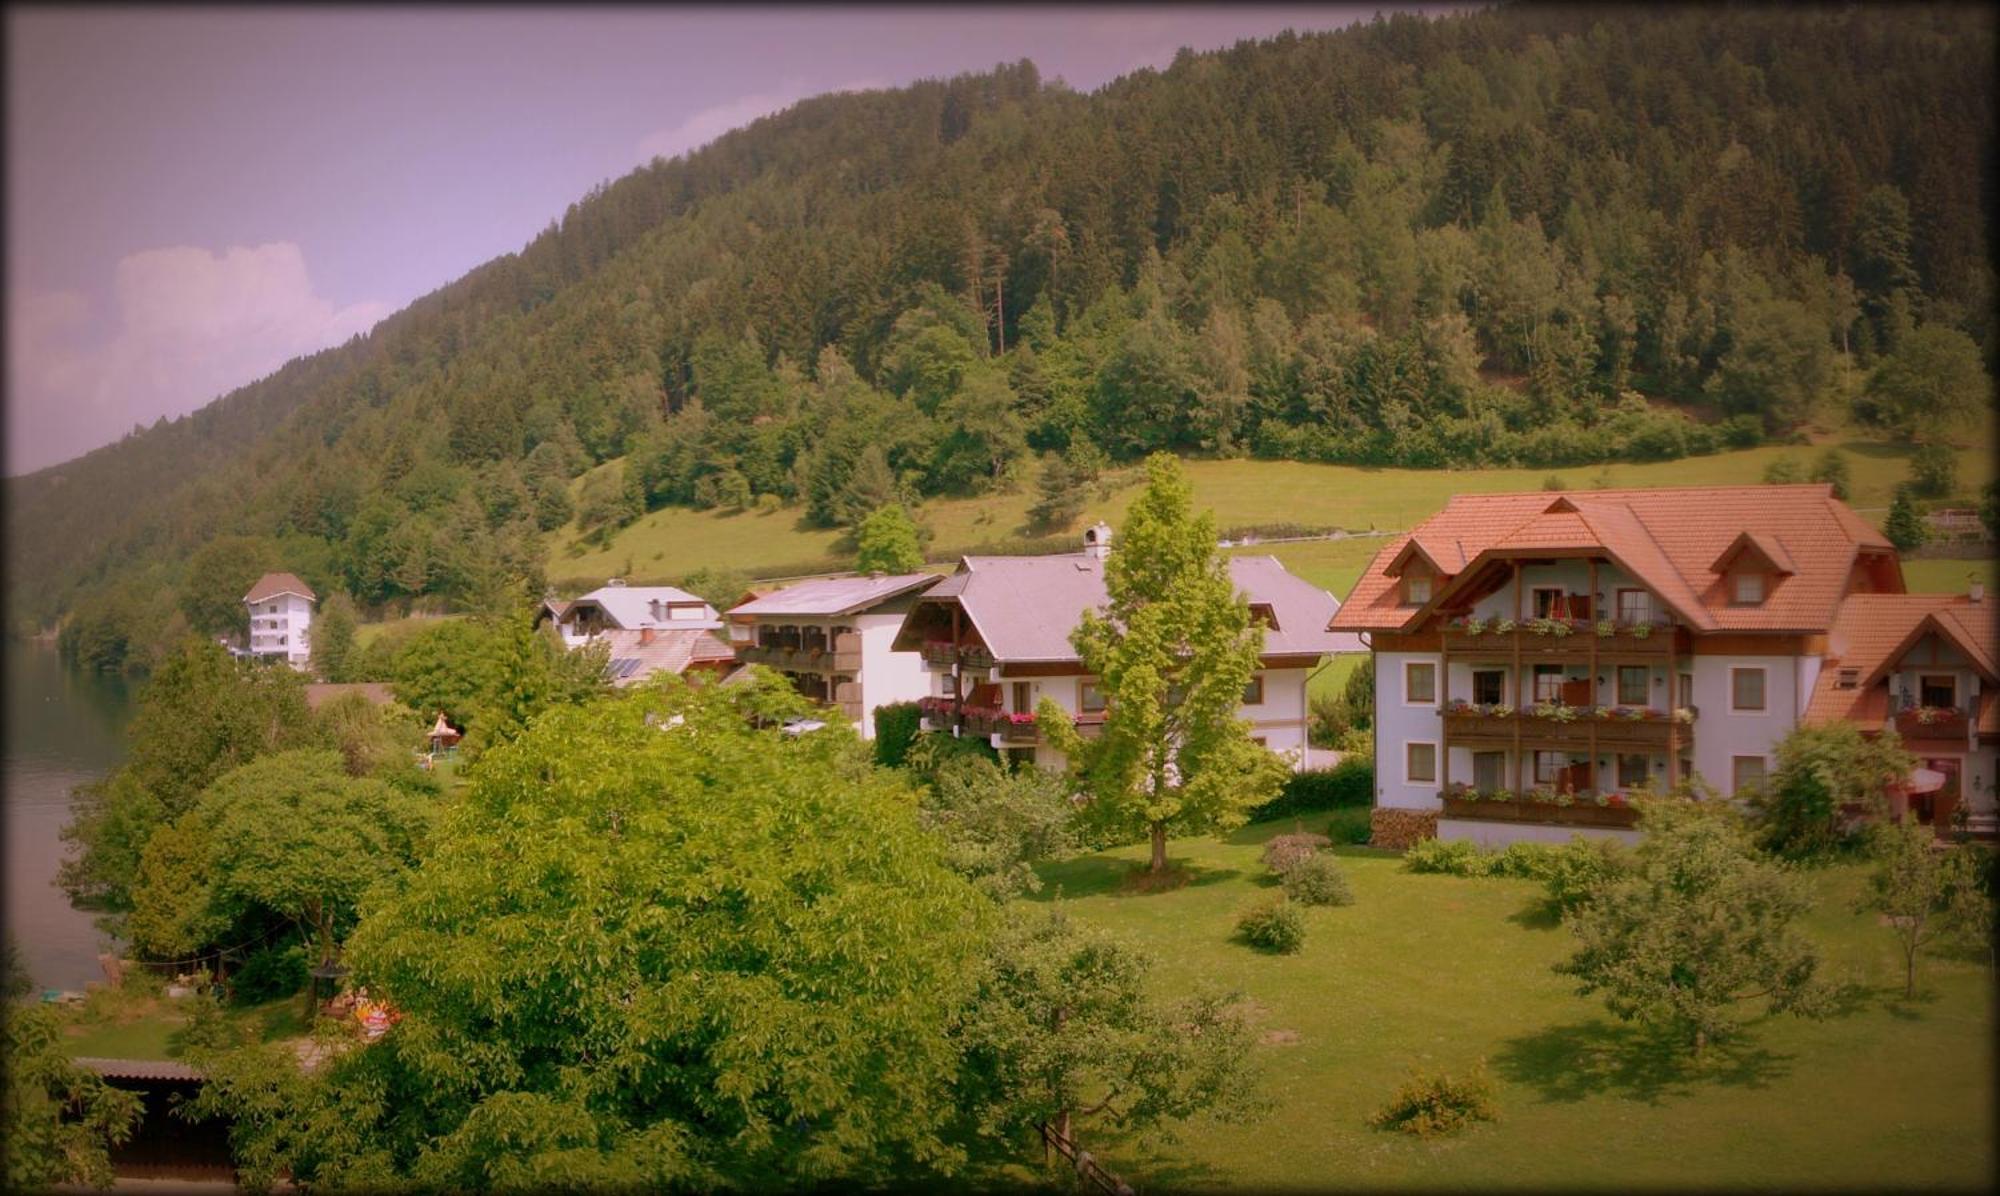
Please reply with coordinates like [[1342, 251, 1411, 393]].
[[1149, 823, 1168, 874], [1693, 1027, 1706, 1061]]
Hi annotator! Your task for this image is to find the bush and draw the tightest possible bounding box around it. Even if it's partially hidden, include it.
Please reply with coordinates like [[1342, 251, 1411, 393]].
[[1491, 840, 1557, 879], [1283, 853, 1354, 907], [228, 944, 307, 1006], [1261, 830, 1332, 876], [872, 701, 922, 768], [1539, 837, 1635, 915], [1402, 837, 1493, 876], [1235, 898, 1306, 954], [1719, 414, 1765, 449], [1326, 806, 1373, 846], [1369, 1062, 1498, 1137], [1246, 757, 1374, 821], [1910, 443, 1958, 498]]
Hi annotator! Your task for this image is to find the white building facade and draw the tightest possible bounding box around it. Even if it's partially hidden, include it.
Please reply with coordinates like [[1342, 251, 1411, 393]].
[[725, 573, 942, 739], [1332, 486, 1941, 846], [243, 572, 316, 671]]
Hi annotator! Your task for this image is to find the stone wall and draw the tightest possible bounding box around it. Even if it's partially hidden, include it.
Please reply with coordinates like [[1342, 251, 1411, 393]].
[[1369, 807, 1438, 851]]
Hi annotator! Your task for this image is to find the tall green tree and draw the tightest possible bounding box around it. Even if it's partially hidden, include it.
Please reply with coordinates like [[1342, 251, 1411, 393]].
[[1884, 486, 1928, 552], [309, 591, 360, 682], [854, 504, 925, 574], [1558, 799, 1829, 1057], [185, 676, 992, 1190], [178, 535, 280, 639], [1862, 325, 1989, 442], [1749, 722, 1915, 858], [1859, 820, 1962, 998], [1043, 454, 1287, 873]]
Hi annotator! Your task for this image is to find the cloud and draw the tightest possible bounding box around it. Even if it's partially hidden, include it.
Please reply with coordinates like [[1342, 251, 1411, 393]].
[[636, 78, 885, 164], [7, 242, 388, 474]]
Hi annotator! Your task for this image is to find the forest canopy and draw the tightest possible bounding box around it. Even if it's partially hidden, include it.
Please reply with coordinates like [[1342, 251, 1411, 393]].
[[11, 6, 1992, 660]]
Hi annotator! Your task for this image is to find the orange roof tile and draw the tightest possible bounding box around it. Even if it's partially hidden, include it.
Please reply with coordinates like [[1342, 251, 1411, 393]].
[[1804, 593, 1998, 729], [1330, 484, 1895, 635]]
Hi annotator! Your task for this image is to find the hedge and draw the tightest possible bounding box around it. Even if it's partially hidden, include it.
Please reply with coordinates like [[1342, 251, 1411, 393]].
[[1248, 757, 1374, 822]]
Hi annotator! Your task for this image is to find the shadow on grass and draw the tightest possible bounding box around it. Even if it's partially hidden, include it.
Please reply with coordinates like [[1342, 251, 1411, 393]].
[[1505, 899, 1564, 931], [1492, 1018, 1794, 1105], [1829, 438, 1908, 460], [1028, 854, 1244, 902]]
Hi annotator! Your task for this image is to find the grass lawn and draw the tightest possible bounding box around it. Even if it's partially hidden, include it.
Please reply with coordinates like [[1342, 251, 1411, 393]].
[[546, 435, 1994, 593], [1022, 820, 1994, 1191], [354, 611, 464, 649], [1903, 556, 2000, 596], [61, 991, 308, 1060]]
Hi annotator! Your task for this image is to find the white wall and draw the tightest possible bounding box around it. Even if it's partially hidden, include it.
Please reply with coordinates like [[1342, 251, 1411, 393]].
[[856, 612, 929, 739], [247, 593, 313, 670], [1375, 650, 1443, 809], [1688, 656, 1798, 795], [1438, 819, 1641, 848]]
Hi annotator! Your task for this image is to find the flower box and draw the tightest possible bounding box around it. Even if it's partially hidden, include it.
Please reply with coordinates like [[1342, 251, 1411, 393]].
[[1440, 794, 1640, 829]]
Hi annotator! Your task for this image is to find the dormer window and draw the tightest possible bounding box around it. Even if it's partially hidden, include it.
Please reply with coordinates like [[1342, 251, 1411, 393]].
[[1732, 572, 1765, 605], [1248, 602, 1280, 630], [1836, 668, 1859, 690], [1920, 675, 1957, 709], [1403, 574, 1433, 606]]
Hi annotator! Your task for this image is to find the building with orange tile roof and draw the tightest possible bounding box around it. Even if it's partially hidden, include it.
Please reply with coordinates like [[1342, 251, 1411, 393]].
[[1327, 483, 1991, 844]]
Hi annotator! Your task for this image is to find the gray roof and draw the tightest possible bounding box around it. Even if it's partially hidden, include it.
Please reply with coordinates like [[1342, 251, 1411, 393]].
[[567, 585, 720, 630], [910, 553, 1363, 663], [727, 573, 939, 618]]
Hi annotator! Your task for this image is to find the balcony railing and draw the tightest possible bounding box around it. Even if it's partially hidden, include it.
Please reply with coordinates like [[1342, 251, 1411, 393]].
[[1893, 703, 1972, 741], [1442, 617, 1680, 658], [741, 633, 863, 673], [1440, 787, 1642, 829], [1443, 702, 1693, 749], [917, 697, 1104, 744], [919, 640, 997, 671]]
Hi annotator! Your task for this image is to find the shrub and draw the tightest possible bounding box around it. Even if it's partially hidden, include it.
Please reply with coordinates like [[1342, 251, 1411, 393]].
[[1492, 840, 1557, 879], [228, 944, 307, 1006], [1719, 414, 1765, 449], [1910, 443, 1958, 498], [1235, 898, 1306, 954], [872, 701, 922, 768], [1539, 837, 1635, 916], [1402, 837, 1493, 876], [1370, 1062, 1498, 1137], [1261, 830, 1332, 876], [1283, 853, 1354, 907], [1326, 806, 1373, 846], [1247, 757, 1374, 821]]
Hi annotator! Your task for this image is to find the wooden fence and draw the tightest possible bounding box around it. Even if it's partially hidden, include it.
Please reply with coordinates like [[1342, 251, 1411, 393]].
[[1040, 1121, 1136, 1196]]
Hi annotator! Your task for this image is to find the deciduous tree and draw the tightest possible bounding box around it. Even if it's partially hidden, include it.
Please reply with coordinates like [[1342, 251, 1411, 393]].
[[1043, 454, 1287, 874]]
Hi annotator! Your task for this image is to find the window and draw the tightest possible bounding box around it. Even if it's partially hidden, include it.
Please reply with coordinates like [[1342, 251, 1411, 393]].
[[1472, 751, 1505, 791], [1079, 680, 1107, 714], [1471, 669, 1505, 705], [1406, 742, 1437, 784], [1532, 587, 1564, 618], [1247, 603, 1280, 630], [1013, 682, 1032, 714], [1241, 675, 1265, 705], [1616, 588, 1653, 623], [1404, 661, 1437, 705], [1920, 675, 1956, 708], [1730, 667, 1766, 712], [1251, 736, 1268, 749], [1680, 671, 1694, 703], [941, 674, 959, 697], [1617, 666, 1650, 706], [1534, 750, 1566, 784], [1731, 755, 1767, 795], [1533, 664, 1565, 703], [1732, 572, 1765, 605], [1404, 573, 1433, 605], [1617, 754, 1650, 788]]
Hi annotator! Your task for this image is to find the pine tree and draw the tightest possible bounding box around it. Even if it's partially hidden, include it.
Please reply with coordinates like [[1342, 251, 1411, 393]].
[[1042, 454, 1287, 874], [1884, 486, 1927, 551]]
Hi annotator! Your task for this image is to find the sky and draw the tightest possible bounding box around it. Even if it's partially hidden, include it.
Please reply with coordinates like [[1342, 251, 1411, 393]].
[[4, 5, 1454, 475]]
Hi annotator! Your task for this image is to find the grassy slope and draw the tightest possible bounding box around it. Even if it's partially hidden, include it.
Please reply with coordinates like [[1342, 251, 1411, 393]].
[[545, 436, 1993, 594], [60, 992, 307, 1060], [1027, 821, 1994, 1191]]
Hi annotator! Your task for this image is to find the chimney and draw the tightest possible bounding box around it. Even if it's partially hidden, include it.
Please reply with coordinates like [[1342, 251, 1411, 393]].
[[640, 627, 657, 646], [1083, 521, 1113, 560], [1972, 579, 1985, 604]]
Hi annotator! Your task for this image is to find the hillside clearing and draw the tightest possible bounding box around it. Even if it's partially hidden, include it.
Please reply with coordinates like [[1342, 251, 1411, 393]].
[[545, 437, 1994, 595]]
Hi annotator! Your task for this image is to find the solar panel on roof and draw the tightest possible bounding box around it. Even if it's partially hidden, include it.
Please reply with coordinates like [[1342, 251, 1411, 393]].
[[607, 658, 644, 679]]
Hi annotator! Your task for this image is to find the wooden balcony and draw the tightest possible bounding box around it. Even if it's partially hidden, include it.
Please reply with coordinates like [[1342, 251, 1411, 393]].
[[1441, 621, 1683, 660], [1440, 793, 1641, 829], [918, 641, 995, 670], [741, 634, 861, 673], [1443, 706, 1690, 750], [1894, 705, 1971, 743]]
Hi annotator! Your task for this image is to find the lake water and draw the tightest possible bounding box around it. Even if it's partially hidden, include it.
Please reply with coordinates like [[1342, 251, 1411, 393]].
[[4, 640, 132, 991]]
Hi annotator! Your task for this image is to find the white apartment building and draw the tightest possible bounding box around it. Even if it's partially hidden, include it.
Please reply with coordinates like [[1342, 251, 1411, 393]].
[[243, 572, 316, 671], [1328, 484, 1993, 846], [892, 524, 1363, 770], [724, 573, 942, 738]]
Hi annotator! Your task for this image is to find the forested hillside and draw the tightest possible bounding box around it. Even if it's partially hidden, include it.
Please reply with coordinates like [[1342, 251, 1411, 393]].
[[12, 5, 1994, 667]]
